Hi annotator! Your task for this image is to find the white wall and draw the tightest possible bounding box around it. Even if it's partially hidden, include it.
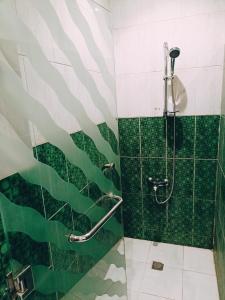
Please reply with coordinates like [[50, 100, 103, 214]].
[[14, 0, 115, 146], [94, 0, 110, 11], [111, 0, 225, 117], [0, 0, 115, 179]]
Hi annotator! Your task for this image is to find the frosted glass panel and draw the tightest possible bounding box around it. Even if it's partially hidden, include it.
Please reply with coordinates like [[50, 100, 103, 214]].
[[0, 0, 127, 299]]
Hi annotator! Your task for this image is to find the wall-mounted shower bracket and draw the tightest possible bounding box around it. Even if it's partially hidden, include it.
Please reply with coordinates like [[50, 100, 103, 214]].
[[6, 266, 34, 300], [163, 75, 174, 81]]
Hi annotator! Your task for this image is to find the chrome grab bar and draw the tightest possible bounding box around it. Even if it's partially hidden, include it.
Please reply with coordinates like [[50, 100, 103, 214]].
[[68, 194, 123, 243]]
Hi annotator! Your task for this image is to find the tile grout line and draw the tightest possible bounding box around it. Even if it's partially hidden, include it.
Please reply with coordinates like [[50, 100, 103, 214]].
[[182, 246, 184, 300], [165, 116, 169, 227], [120, 155, 217, 161], [139, 117, 145, 239], [213, 115, 221, 247], [216, 162, 225, 242], [112, 10, 225, 31], [192, 116, 197, 245]]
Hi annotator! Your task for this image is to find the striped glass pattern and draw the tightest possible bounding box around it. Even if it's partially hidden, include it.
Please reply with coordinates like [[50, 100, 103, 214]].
[[0, 0, 127, 299]]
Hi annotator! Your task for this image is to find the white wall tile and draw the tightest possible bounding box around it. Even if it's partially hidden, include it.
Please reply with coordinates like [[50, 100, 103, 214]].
[[180, 0, 225, 18], [112, 1, 225, 117], [116, 72, 164, 118], [111, 0, 181, 29], [93, 0, 110, 11]]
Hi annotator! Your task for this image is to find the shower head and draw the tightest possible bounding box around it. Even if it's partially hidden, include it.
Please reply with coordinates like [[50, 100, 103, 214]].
[[169, 47, 180, 59], [169, 47, 180, 75]]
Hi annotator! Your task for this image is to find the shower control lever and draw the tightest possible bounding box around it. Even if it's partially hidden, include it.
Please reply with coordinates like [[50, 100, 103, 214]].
[[148, 177, 169, 188]]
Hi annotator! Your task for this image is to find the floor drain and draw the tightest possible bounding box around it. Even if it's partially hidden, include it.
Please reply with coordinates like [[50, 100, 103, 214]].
[[152, 261, 164, 271]]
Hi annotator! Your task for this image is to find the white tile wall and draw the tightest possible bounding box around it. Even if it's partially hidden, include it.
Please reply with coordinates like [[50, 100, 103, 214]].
[[94, 0, 110, 11], [14, 0, 115, 146], [0, 0, 115, 179], [111, 0, 225, 117]]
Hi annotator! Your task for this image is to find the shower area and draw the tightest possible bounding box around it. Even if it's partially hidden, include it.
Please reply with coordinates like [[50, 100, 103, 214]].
[[0, 0, 225, 300]]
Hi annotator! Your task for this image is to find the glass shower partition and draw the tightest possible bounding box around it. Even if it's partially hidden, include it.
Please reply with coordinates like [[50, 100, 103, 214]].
[[0, 0, 127, 299]]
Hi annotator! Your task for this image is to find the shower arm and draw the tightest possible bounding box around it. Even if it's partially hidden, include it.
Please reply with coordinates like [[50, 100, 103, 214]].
[[68, 194, 123, 243]]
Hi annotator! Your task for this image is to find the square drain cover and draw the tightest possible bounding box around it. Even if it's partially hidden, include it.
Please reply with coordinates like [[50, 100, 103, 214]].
[[152, 261, 164, 271]]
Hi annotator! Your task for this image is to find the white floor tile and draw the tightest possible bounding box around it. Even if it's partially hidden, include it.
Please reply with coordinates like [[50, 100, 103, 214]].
[[184, 246, 216, 275], [138, 293, 172, 300], [126, 259, 146, 292], [140, 265, 183, 300], [125, 238, 151, 262], [183, 271, 219, 300], [127, 290, 139, 300], [147, 242, 183, 269]]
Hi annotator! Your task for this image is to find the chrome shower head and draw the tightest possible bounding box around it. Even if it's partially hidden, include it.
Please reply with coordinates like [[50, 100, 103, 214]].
[[169, 47, 180, 59], [169, 47, 180, 75]]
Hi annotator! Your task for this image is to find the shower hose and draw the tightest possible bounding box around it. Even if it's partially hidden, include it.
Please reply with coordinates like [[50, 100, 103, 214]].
[[154, 77, 176, 205]]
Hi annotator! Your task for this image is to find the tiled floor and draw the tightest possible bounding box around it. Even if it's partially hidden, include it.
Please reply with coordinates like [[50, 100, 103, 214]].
[[125, 238, 219, 300]]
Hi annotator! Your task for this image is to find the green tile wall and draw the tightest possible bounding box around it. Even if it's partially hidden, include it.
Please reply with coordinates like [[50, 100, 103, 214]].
[[119, 115, 219, 249], [0, 123, 120, 299], [214, 115, 225, 299]]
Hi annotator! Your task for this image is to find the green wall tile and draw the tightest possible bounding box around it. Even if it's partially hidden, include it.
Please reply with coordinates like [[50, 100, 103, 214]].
[[140, 117, 166, 157], [70, 131, 85, 150], [83, 133, 102, 167], [214, 222, 225, 300], [167, 116, 195, 158], [195, 115, 219, 159], [216, 167, 225, 239], [0, 174, 44, 216], [219, 116, 225, 174], [165, 197, 193, 246], [67, 161, 87, 192], [193, 200, 214, 248], [118, 118, 140, 157], [119, 116, 218, 249], [35, 143, 68, 182], [0, 215, 10, 297], [168, 159, 194, 198], [218, 117, 224, 166], [141, 158, 166, 196], [27, 292, 57, 300], [121, 157, 141, 193], [8, 232, 50, 267], [108, 125, 119, 155], [143, 194, 167, 242], [42, 189, 62, 219], [122, 193, 143, 239], [194, 159, 217, 200]]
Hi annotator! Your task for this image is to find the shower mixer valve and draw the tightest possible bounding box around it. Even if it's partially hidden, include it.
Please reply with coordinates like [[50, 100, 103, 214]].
[[148, 177, 169, 191]]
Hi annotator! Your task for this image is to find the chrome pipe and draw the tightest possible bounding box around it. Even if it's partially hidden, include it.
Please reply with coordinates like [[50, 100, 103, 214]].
[[163, 42, 169, 117], [68, 194, 123, 243]]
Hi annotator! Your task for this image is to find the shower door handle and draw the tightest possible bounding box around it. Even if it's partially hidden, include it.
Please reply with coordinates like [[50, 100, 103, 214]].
[[68, 194, 123, 243]]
